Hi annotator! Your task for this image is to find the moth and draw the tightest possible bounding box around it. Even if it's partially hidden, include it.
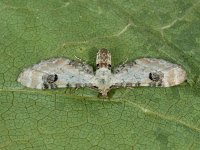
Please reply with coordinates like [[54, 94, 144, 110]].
[[18, 48, 186, 97]]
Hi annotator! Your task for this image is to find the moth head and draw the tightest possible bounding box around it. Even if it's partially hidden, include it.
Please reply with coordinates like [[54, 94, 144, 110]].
[[96, 48, 111, 70]]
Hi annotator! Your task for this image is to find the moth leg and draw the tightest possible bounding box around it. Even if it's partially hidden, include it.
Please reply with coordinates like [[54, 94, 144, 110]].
[[149, 71, 164, 87]]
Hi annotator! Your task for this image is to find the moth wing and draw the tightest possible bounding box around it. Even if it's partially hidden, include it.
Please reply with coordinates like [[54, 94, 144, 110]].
[[18, 58, 96, 89], [112, 58, 186, 87]]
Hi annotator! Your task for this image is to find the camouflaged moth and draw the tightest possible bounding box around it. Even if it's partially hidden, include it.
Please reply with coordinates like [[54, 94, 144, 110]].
[[18, 48, 186, 97]]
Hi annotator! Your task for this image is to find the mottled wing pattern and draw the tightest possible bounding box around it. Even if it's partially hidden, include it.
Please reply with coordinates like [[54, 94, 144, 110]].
[[18, 58, 96, 89], [112, 58, 186, 87]]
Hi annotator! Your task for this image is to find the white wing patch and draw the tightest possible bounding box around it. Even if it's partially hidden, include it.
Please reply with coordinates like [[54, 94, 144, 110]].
[[18, 49, 186, 97], [112, 58, 186, 87], [18, 58, 96, 89]]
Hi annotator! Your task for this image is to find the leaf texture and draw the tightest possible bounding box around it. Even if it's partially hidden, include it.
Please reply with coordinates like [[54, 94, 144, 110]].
[[0, 0, 200, 150]]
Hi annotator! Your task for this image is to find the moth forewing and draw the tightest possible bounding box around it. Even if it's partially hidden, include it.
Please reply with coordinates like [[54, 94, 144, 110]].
[[18, 58, 96, 90], [112, 58, 186, 88]]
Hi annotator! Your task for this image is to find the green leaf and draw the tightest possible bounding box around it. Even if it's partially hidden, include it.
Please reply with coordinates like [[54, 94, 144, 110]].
[[0, 0, 200, 150]]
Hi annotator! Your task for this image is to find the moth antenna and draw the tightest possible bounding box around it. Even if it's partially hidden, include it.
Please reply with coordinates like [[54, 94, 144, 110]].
[[122, 57, 128, 65], [74, 55, 88, 63]]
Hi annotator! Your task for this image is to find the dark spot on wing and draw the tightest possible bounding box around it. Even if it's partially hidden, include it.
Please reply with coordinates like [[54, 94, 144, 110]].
[[149, 71, 164, 87], [47, 74, 58, 83], [54, 74, 58, 82], [43, 83, 49, 89], [149, 72, 162, 82]]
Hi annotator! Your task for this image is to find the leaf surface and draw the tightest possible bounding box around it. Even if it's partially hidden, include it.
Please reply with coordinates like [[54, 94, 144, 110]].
[[0, 0, 200, 150]]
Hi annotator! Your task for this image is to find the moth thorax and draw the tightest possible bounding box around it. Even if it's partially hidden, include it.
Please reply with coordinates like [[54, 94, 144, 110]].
[[96, 48, 111, 69], [95, 68, 112, 97]]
